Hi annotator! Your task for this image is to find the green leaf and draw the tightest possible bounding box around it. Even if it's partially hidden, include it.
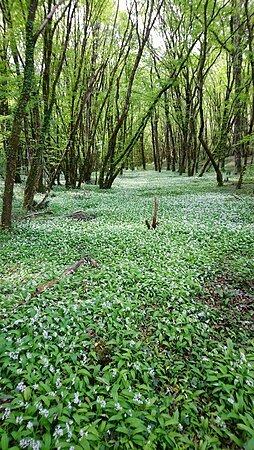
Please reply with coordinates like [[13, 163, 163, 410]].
[[126, 418, 145, 428], [237, 424, 254, 436], [73, 414, 81, 425], [23, 386, 31, 401], [245, 436, 254, 450], [1, 433, 9, 450], [79, 439, 91, 450], [116, 425, 129, 435], [43, 433, 51, 448]]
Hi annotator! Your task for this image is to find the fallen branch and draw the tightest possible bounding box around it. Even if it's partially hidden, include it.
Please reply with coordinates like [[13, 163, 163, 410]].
[[24, 210, 54, 219], [28, 257, 98, 299], [233, 194, 244, 201], [145, 195, 158, 229], [24, 210, 96, 221], [60, 210, 96, 221]]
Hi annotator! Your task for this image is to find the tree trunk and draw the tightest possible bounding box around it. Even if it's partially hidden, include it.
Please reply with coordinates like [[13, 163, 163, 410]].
[[232, 0, 244, 174], [1, 0, 38, 228]]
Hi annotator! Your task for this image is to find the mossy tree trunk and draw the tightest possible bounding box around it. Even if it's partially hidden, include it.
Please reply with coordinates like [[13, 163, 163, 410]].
[[1, 0, 38, 228]]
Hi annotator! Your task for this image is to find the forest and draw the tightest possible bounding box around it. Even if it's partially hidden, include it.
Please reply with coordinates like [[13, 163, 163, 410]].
[[0, 0, 254, 449], [1, 0, 254, 226]]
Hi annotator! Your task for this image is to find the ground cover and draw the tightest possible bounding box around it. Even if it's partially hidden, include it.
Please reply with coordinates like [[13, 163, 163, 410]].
[[0, 171, 254, 450]]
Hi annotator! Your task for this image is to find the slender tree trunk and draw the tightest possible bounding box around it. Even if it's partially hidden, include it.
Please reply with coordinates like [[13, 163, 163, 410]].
[[140, 133, 146, 170], [164, 92, 171, 170], [197, 0, 223, 187], [232, 0, 244, 174], [151, 116, 158, 171]]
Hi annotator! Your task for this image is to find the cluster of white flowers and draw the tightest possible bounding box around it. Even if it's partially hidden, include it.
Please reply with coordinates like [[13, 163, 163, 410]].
[[40, 356, 49, 367], [97, 396, 106, 407], [16, 415, 23, 424], [48, 391, 56, 397], [56, 378, 62, 388], [53, 425, 63, 439], [2, 408, 11, 420], [133, 393, 143, 404], [66, 421, 73, 440], [214, 416, 226, 429], [115, 402, 122, 411], [16, 381, 26, 392], [20, 438, 41, 449], [9, 351, 19, 360], [39, 408, 49, 418], [133, 362, 140, 370], [74, 392, 81, 405], [80, 429, 88, 439]]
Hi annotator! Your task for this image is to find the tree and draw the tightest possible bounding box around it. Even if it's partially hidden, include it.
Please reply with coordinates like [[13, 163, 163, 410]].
[[1, 0, 65, 228]]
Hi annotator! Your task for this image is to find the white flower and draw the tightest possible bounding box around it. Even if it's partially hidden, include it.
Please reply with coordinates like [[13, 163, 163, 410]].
[[227, 398, 234, 404], [2, 408, 11, 420], [27, 421, 33, 429], [178, 423, 183, 431], [16, 382, 26, 392], [41, 357, 49, 367], [74, 392, 80, 404], [80, 429, 88, 438], [97, 396, 106, 407], [133, 393, 143, 404], [56, 378, 62, 388], [34, 401, 42, 409], [147, 424, 152, 433], [133, 362, 140, 370], [115, 402, 122, 411], [246, 379, 253, 387], [20, 439, 30, 449], [66, 422, 72, 439], [53, 425, 63, 438], [16, 415, 23, 424], [40, 408, 49, 418], [48, 391, 56, 397]]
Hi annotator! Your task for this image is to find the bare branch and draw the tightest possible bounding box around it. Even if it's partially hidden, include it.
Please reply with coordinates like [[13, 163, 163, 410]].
[[33, 0, 66, 43]]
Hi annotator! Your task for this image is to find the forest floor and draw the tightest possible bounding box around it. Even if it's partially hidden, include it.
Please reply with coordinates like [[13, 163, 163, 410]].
[[0, 170, 254, 450]]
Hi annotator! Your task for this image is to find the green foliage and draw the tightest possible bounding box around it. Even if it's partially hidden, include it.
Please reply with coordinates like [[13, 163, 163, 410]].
[[0, 171, 254, 449]]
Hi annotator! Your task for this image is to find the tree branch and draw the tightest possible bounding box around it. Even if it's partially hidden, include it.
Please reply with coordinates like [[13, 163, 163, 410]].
[[33, 0, 66, 43]]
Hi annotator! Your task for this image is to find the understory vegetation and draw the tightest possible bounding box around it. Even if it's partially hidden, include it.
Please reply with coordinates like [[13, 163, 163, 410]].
[[0, 171, 254, 449]]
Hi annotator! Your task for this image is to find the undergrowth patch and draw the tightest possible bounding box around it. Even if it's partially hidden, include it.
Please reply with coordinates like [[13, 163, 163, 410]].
[[0, 171, 254, 449]]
